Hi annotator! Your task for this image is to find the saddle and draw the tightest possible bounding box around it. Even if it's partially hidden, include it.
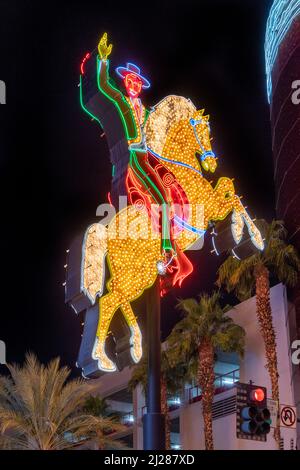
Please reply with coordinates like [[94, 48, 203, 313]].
[[126, 150, 194, 294]]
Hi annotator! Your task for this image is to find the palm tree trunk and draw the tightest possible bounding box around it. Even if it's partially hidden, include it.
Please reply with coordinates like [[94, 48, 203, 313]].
[[161, 377, 171, 450], [197, 338, 215, 450], [254, 263, 281, 447]]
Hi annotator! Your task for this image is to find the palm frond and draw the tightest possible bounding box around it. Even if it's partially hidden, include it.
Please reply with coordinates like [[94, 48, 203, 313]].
[[0, 353, 127, 450]]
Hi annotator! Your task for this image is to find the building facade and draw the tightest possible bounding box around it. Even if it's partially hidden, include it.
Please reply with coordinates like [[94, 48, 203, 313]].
[[265, 2, 300, 445], [90, 284, 298, 450], [265, 1, 300, 325]]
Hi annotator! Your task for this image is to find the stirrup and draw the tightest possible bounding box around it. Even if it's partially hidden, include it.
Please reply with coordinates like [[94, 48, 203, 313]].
[[156, 251, 176, 275]]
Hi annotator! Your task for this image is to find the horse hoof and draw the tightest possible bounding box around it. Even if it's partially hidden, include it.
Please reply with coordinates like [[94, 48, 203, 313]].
[[251, 230, 264, 251], [130, 327, 143, 363], [92, 339, 117, 372]]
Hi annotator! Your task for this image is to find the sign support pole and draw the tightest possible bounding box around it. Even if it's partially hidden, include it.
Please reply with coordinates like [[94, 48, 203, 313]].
[[143, 277, 166, 450]]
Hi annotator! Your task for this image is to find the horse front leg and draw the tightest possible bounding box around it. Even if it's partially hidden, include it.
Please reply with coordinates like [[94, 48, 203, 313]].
[[232, 195, 264, 250], [212, 177, 264, 251]]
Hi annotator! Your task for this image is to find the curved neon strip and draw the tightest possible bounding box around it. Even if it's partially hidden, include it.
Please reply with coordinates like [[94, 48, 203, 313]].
[[174, 215, 206, 236], [200, 151, 216, 161], [147, 147, 203, 177], [212, 236, 220, 256], [265, 0, 300, 102], [231, 248, 241, 260], [80, 52, 91, 75], [79, 75, 102, 127]]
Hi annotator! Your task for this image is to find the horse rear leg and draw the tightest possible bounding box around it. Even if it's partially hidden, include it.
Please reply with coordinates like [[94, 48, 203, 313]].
[[93, 291, 121, 372], [120, 302, 142, 364]]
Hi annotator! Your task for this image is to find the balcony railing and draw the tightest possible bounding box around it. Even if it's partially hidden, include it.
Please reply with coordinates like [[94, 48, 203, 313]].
[[139, 369, 240, 415], [188, 368, 240, 403], [121, 412, 135, 425], [141, 396, 181, 416]]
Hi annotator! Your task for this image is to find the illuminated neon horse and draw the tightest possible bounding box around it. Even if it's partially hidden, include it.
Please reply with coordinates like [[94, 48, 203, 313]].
[[82, 95, 264, 372]]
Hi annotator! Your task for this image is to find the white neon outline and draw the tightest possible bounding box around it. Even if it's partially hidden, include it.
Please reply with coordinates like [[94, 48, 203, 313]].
[[212, 236, 220, 256], [265, 0, 300, 102], [80, 223, 108, 305], [231, 248, 241, 261], [129, 326, 143, 364], [92, 338, 117, 373]]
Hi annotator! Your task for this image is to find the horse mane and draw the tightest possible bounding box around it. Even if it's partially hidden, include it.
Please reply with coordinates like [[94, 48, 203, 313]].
[[144, 95, 196, 155]]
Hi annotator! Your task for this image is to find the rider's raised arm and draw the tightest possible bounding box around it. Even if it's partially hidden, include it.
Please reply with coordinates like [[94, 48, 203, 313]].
[[97, 33, 137, 140], [98, 58, 124, 103], [97, 33, 124, 102]]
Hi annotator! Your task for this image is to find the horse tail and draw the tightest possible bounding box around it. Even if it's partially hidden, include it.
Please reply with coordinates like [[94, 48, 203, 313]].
[[81, 223, 108, 303]]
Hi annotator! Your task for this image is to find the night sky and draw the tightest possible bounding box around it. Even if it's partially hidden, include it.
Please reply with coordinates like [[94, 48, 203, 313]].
[[0, 0, 275, 374]]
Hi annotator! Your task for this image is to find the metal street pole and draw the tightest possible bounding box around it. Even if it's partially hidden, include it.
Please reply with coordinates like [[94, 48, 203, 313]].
[[143, 277, 166, 450]]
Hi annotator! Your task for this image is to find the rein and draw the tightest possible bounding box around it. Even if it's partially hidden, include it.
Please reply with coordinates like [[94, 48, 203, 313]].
[[146, 148, 203, 176], [174, 215, 206, 236]]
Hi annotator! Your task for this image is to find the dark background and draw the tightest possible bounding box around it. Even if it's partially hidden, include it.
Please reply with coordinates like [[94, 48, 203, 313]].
[[0, 0, 274, 374]]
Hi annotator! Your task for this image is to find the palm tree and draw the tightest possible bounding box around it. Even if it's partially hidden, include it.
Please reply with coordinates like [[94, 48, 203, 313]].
[[128, 349, 187, 450], [166, 291, 245, 450], [83, 395, 127, 450], [217, 219, 300, 445], [0, 353, 125, 450], [84, 396, 110, 417]]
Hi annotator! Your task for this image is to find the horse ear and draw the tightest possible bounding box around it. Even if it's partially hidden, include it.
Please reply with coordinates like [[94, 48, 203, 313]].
[[203, 114, 210, 121], [197, 109, 205, 116]]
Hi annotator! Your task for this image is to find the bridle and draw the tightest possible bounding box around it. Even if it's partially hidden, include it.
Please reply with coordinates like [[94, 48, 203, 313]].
[[189, 118, 216, 162]]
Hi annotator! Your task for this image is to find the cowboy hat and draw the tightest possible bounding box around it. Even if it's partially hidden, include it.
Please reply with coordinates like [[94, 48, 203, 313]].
[[115, 62, 150, 89]]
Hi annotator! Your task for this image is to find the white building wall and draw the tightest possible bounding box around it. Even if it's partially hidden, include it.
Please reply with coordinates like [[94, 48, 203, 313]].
[[180, 283, 297, 450], [91, 283, 298, 450]]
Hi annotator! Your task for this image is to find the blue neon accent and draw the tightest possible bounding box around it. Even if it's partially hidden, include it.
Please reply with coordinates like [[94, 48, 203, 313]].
[[190, 118, 217, 160], [265, 0, 300, 103], [200, 151, 216, 161], [173, 215, 206, 236], [190, 118, 202, 126], [115, 62, 151, 89], [147, 147, 203, 176]]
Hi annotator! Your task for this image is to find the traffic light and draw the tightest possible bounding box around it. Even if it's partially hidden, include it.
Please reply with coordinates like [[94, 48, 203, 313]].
[[240, 405, 271, 436], [247, 386, 266, 406], [236, 383, 272, 441]]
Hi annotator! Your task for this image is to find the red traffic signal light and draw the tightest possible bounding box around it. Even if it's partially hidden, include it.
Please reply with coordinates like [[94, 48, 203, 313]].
[[250, 388, 265, 403], [247, 385, 267, 407]]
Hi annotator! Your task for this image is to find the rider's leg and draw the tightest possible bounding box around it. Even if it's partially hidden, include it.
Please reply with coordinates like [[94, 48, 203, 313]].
[[129, 151, 175, 255]]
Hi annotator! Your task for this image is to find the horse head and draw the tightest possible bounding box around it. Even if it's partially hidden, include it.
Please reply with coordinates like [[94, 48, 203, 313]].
[[189, 109, 217, 174], [145, 96, 217, 175]]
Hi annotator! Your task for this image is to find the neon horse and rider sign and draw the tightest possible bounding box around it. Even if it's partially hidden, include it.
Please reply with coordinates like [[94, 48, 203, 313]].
[[67, 33, 263, 374]]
